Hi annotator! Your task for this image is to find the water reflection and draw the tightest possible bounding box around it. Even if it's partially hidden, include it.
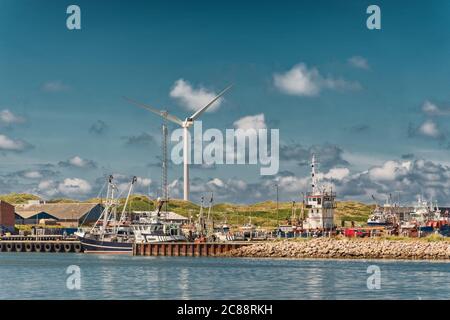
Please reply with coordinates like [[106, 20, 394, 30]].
[[1, 253, 449, 300], [178, 267, 190, 300]]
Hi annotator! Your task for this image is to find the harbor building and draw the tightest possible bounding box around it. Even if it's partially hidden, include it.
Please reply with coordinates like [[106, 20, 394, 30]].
[[0, 200, 15, 233], [303, 155, 336, 230], [15, 202, 103, 227]]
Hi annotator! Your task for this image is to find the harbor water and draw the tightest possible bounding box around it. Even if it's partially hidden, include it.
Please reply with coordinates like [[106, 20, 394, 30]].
[[0, 253, 449, 300]]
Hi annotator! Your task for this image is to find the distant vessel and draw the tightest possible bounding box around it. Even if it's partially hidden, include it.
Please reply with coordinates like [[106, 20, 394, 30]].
[[367, 206, 388, 226], [278, 201, 302, 238], [239, 217, 256, 239], [213, 222, 235, 241], [367, 196, 396, 226], [409, 196, 430, 225]]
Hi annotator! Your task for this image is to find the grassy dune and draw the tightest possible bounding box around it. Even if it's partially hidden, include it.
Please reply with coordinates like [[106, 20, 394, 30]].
[[2, 193, 374, 228]]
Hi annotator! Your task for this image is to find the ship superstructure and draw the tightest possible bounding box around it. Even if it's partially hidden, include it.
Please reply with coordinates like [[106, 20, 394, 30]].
[[303, 154, 336, 231]]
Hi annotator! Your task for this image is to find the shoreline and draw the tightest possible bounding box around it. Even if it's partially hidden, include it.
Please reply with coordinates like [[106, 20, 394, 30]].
[[220, 238, 450, 260]]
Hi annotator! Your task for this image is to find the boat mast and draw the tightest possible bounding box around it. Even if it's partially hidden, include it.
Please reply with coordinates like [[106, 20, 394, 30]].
[[206, 192, 214, 237], [198, 196, 205, 236], [311, 153, 318, 195], [115, 176, 137, 234]]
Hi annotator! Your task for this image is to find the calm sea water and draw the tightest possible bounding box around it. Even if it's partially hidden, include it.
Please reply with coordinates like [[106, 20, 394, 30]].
[[0, 253, 449, 300]]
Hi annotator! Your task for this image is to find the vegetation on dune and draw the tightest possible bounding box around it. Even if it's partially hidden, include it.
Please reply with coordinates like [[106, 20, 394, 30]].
[[335, 201, 375, 226], [46, 198, 81, 203], [2, 192, 374, 228], [0, 193, 40, 204]]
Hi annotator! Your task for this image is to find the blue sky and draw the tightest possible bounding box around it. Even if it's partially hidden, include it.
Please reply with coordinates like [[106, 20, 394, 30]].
[[1, 0, 450, 204]]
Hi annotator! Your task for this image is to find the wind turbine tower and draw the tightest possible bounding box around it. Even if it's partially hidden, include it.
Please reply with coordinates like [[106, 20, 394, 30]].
[[124, 84, 232, 201], [161, 120, 169, 208]]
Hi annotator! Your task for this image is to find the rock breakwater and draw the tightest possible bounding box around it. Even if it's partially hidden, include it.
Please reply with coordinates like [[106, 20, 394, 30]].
[[223, 238, 450, 260]]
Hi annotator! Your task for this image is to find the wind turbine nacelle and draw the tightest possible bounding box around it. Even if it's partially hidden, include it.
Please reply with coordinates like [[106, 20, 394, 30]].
[[184, 118, 194, 127]]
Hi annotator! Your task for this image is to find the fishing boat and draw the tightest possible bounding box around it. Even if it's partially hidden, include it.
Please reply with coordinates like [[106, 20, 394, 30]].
[[409, 196, 430, 225], [75, 175, 136, 254], [131, 198, 187, 243], [213, 222, 235, 241], [367, 195, 398, 226], [367, 206, 388, 226]]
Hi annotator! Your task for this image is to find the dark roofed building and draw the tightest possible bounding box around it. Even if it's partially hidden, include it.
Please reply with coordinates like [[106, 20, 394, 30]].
[[15, 202, 103, 227]]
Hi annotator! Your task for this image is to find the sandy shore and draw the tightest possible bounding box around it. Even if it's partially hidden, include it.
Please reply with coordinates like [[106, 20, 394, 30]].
[[222, 238, 450, 260]]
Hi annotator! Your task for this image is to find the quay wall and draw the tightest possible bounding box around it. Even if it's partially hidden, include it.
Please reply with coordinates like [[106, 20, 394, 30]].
[[222, 238, 450, 260], [133, 242, 250, 256]]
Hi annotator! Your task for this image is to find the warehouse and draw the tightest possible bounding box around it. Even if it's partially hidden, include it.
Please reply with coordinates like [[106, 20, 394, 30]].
[[15, 202, 103, 227], [0, 200, 15, 233]]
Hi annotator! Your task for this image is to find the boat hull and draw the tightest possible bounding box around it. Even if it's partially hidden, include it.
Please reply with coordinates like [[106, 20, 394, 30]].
[[367, 222, 388, 226], [78, 236, 133, 254]]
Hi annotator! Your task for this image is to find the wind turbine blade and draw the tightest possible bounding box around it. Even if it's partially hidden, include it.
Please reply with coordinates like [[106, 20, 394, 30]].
[[164, 113, 185, 126], [190, 84, 233, 121], [123, 96, 183, 126]]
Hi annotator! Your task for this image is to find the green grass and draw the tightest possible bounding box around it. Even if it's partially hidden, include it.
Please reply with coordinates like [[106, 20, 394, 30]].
[[2, 192, 374, 229], [0, 193, 40, 204]]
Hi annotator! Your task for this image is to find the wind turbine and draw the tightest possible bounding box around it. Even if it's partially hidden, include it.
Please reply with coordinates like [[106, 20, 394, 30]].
[[124, 84, 233, 201]]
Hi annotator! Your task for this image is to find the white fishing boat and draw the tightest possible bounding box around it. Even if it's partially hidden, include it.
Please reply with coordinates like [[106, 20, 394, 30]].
[[367, 205, 388, 226], [409, 196, 431, 225], [213, 222, 235, 241], [131, 198, 187, 243]]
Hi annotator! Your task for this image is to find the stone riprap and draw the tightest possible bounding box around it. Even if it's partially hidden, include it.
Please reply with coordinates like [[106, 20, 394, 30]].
[[223, 238, 450, 260]]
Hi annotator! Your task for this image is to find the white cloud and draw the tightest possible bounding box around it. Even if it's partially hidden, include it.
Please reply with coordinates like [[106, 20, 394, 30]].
[[0, 134, 31, 151], [59, 156, 97, 169], [419, 120, 440, 138], [23, 171, 43, 179], [274, 64, 321, 96], [170, 79, 223, 113], [0, 109, 25, 124], [227, 179, 248, 191], [233, 114, 267, 130], [348, 56, 370, 70], [41, 80, 70, 92], [38, 180, 56, 190], [136, 177, 151, 187], [273, 63, 360, 97], [37, 180, 59, 197], [69, 156, 86, 167], [276, 175, 309, 193], [421, 100, 450, 116], [207, 178, 225, 188], [422, 101, 439, 114], [368, 160, 411, 181], [58, 178, 92, 196], [317, 167, 350, 181]]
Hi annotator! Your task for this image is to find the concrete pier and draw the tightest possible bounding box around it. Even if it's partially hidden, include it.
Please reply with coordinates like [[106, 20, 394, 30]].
[[133, 242, 250, 256]]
